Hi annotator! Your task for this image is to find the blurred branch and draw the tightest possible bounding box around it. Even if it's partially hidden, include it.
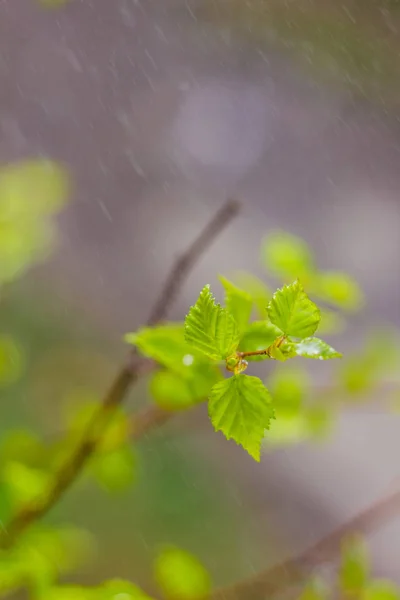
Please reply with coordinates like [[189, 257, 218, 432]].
[[209, 483, 400, 600], [0, 199, 239, 549]]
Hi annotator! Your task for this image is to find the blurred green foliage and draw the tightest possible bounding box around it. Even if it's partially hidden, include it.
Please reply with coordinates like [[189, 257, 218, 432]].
[[154, 546, 211, 599], [0, 159, 70, 285]]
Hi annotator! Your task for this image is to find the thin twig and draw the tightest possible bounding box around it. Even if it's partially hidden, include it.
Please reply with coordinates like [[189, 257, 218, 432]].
[[209, 484, 400, 600], [0, 199, 239, 549], [146, 200, 239, 326]]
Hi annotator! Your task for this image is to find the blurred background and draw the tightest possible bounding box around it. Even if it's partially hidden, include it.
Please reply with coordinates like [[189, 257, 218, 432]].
[[1, 0, 400, 594]]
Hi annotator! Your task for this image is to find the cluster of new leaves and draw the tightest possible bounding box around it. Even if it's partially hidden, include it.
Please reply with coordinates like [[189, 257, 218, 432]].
[[302, 536, 400, 600], [128, 279, 341, 461]]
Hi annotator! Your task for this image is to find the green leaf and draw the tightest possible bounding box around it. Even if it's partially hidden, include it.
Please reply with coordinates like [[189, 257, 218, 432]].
[[293, 337, 342, 360], [239, 321, 283, 361], [184, 285, 239, 360], [150, 370, 196, 410], [312, 271, 363, 311], [339, 536, 369, 594], [262, 231, 314, 279], [208, 375, 274, 461], [232, 272, 271, 318], [150, 365, 221, 411], [362, 580, 400, 600], [99, 579, 154, 599], [90, 446, 136, 493], [267, 280, 321, 339], [125, 323, 210, 375], [2, 461, 50, 509], [154, 545, 211, 599], [0, 430, 48, 469], [271, 341, 297, 361], [218, 276, 253, 333]]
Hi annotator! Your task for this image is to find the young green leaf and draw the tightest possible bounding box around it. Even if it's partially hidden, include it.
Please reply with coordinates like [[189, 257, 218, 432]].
[[150, 365, 221, 411], [239, 321, 282, 361], [125, 323, 209, 375], [150, 370, 198, 411], [269, 344, 293, 361], [154, 545, 211, 600], [3, 461, 50, 510], [208, 375, 274, 461], [339, 536, 369, 594], [262, 231, 315, 279], [219, 276, 253, 333], [293, 337, 342, 360], [90, 446, 136, 493], [267, 280, 320, 339], [184, 285, 239, 361]]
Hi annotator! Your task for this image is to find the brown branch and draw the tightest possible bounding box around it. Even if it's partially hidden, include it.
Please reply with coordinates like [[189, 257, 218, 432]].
[[0, 199, 239, 549], [209, 484, 400, 600]]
